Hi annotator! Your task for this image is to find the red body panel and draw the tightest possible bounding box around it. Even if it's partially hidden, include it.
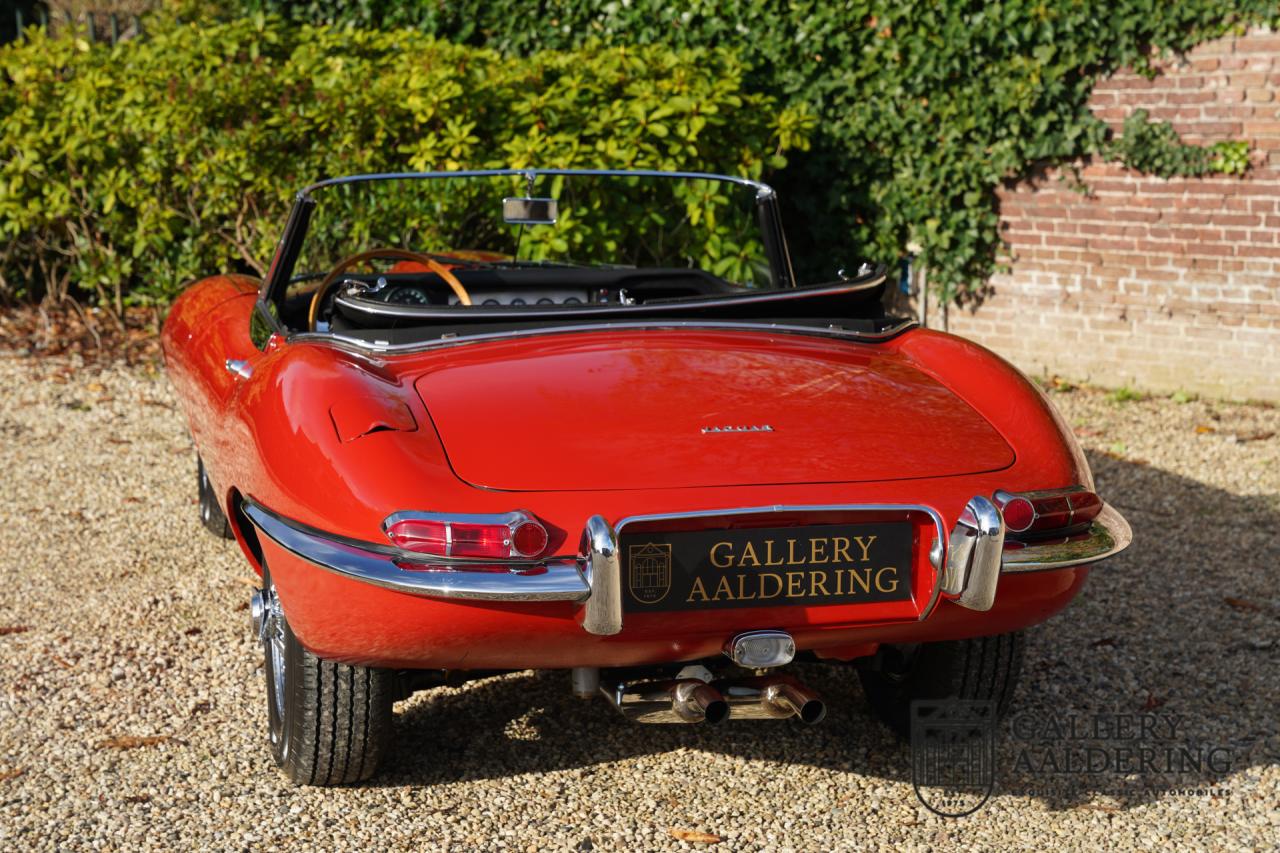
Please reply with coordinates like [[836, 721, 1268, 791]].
[[162, 276, 1095, 669], [415, 335, 1015, 491]]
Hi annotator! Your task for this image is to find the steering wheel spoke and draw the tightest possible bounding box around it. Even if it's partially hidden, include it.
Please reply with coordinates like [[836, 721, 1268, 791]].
[[307, 248, 472, 331]]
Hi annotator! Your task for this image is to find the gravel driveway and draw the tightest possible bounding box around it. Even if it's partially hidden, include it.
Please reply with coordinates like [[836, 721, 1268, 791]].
[[1, 352, 1277, 851]]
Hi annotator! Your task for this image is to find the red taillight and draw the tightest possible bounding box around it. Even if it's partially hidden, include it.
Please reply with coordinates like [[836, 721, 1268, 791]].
[[511, 520, 549, 558], [385, 512, 549, 560], [1000, 496, 1036, 532], [994, 488, 1102, 536], [385, 518, 450, 553]]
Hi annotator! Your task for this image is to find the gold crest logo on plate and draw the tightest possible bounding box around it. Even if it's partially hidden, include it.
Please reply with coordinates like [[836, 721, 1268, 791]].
[[628, 543, 672, 604]]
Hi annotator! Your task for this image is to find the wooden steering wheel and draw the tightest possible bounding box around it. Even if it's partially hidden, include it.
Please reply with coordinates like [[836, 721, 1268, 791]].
[[307, 248, 473, 331]]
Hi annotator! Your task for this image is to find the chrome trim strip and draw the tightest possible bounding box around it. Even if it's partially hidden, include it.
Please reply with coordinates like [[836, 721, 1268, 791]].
[[288, 318, 917, 357], [298, 167, 777, 201], [1000, 504, 1132, 574], [580, 515, 622, 636], [242, 500, 589, 602], [332, 274, 886, 322], [613, 503, 949, 623]]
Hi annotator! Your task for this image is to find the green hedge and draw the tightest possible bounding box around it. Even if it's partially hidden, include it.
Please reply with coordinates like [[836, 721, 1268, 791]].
[[229, 0, 1279, 298], [0, 16, 810, 307]]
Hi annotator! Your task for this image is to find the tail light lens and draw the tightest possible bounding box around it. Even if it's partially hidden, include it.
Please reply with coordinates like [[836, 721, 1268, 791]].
[[994, 488, 1102, 537], [385, 511, 549, 560]]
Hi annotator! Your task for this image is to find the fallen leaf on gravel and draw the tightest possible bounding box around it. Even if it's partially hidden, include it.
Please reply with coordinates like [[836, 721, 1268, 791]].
[[1140, 693, 1166, 711], [86, 382, 105, 393], [183, 627, 202, 636], [97, 735, 170, 750], [124, 795, 151, 804], [124, 496, 144, 504], [106, 437, 132, 445], [0, 625, 31, 636], [0, 767, 25, 782], [668, 829, 723, 844], [52, 656, 75, 669], [1195, 425, 1216, 434], [1223, 596, 1265, 612], [1232, 430, 1274, 443]]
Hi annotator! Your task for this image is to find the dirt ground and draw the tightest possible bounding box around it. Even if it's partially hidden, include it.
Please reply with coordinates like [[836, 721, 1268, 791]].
[[0, 352, 1276, 851]]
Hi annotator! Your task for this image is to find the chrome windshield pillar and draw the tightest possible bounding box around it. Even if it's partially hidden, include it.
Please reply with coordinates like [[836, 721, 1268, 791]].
[[579, 515, 623, 636], [943, 495, 1005, 612]]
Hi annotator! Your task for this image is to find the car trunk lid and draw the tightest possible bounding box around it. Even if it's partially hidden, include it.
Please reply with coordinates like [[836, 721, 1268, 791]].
[[414, 332, 1014, 491]]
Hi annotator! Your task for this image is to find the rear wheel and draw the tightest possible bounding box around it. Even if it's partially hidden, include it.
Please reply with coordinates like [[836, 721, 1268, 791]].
[[856, 632, 1024, 738], [258, 570, 395, 785], [197, 456, 233, 539]]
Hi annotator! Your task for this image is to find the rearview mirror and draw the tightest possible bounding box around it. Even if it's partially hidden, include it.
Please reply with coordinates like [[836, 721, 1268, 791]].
[[503, 196, 558, 225]]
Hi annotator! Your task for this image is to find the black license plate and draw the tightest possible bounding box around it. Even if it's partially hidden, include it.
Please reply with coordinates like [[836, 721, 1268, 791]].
[[620, 522, 913, 612]]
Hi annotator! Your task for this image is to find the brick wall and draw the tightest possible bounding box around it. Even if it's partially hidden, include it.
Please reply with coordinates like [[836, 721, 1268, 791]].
[[945, 27, 1280, 402]]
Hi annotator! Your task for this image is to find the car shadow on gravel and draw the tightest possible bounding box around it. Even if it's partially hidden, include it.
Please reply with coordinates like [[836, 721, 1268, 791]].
[[380, 452, 1279, 812]]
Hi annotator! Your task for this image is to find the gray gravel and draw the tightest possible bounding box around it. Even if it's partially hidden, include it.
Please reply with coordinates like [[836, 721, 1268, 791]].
[[0, 352, 1277, 851]]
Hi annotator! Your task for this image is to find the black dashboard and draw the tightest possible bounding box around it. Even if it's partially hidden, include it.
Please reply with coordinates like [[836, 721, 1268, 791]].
[[377, 282, 603, 308]]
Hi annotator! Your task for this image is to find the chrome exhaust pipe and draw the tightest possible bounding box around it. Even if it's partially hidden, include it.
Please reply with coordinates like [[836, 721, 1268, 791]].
[[713, 675, 827, 724], [600, 679, 730, 725]]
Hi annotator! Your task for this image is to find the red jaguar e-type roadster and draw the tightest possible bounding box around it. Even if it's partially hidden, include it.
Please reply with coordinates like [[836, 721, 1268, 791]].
[[162, 169, 1130, 785]]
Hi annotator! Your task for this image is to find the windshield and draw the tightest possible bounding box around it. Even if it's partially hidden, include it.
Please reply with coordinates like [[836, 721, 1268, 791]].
[[284, 171, 782, 291]]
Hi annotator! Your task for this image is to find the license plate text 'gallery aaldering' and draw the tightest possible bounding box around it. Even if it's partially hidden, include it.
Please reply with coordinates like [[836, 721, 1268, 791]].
[[620, 523, 914, 612]]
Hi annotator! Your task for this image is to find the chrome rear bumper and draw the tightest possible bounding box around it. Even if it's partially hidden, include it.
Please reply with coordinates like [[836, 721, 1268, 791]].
[[243, 500, 593, 602], [242, 496, 1130, 633], [1000, 504, 1132, 573]]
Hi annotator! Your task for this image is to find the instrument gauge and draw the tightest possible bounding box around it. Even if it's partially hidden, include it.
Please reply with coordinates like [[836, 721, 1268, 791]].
[[385, 286, 431, 305]]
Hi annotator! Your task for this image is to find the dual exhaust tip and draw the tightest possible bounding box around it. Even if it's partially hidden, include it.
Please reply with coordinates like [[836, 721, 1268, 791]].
[[602, 674, 826, 726]]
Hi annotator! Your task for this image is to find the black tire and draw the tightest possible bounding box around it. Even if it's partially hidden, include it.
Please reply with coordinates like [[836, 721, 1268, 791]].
[[197, 456, 234, 539], [260, 570, 395, 785], [856, 631, 1024, 739]]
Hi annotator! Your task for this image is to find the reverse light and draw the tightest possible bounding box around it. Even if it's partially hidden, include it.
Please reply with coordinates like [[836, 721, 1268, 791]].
[[384, 511, 549, 560], [727, 630, 797, 669], [993, 487, 1102, 536]]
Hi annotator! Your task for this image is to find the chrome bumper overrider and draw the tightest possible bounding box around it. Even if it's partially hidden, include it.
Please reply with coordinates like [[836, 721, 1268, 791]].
[[242, 497, 1131, 632]]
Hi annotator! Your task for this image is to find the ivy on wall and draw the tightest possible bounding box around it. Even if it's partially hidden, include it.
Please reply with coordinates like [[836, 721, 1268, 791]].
[[224, 0, 1279, 298]]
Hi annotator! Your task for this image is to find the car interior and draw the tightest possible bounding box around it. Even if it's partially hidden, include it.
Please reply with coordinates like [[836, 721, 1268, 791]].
[[278, 261, 903, 347]]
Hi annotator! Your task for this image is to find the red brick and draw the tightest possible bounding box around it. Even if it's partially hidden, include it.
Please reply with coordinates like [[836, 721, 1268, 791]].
[[966, 28, 1280, 401]]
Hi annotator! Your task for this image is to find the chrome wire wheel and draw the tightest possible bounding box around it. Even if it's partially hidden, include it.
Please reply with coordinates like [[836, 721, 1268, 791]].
[[198, 464, 212, 524], [259, 573, 289, 753], [252, 568, 395, 785]]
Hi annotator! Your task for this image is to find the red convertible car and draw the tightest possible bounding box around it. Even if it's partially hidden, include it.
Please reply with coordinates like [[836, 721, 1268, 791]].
[[162, 169, 1130, 785]]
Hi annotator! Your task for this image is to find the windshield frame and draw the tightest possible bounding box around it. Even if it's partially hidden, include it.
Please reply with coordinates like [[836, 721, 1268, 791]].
[[258, 168, 796, 316]]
